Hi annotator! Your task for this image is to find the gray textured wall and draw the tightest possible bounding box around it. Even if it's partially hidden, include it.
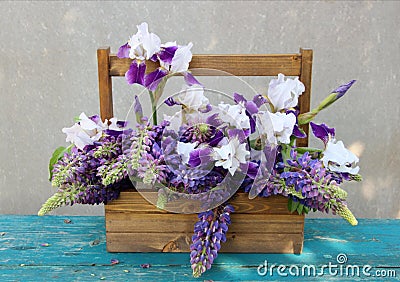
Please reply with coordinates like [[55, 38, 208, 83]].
[[0, 1, 399, 217]]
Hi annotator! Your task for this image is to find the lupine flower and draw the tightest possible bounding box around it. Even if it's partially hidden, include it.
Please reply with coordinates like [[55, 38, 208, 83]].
[[242, 149, 358, 225], [190, 204, 234, 278]]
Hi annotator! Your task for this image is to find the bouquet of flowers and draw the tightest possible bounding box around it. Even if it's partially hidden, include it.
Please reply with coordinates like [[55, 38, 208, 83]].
[[39, 22, 361, 278]]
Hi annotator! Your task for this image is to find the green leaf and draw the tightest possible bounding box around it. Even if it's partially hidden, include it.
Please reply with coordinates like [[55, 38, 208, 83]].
[[296, 203, 304, 214], [48, 145, 73, 181], [288, 198, 299, 213]]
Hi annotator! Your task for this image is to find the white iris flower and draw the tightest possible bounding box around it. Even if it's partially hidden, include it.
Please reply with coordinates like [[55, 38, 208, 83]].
[[322, 139, 360, 174], [213, 137, 249, 175]]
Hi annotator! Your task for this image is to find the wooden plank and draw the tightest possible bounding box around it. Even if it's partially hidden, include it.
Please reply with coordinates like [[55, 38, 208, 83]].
[[105, 213, 304, 233], [105, 191, 304, 254], [97, 47, 113, 120], [106, 232, 303, 253], [105, 191, 294, 215], [109, 54, 302, 77], [297, 48, 313, 147]]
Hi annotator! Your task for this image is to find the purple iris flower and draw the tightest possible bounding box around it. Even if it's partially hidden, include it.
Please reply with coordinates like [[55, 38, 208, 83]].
[[125, 60, 146, 85], [158, 45, 178, 64], [144, 68, 168, 91], [88, 114, 102, 124], [233, 93, 258, 115], [164, 97, 179, 107], [117, 43, 130, 59], [188, 147, 213, 167], [233, 93, 259, 133], [240, 161, 259, 179], [183, 72, 202, 86], [292, 125, 307, 139], [206, 113, 222, 128], [208, 130, 224, 147], [253, 94, 267, 108], [310, 122, 335, 145], [228, 128, 249, 143], [333, 80, 356, 99]]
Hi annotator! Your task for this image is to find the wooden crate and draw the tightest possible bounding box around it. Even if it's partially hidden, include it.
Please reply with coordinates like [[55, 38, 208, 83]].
[[105, 190, 305, 254], [98, 48, 312, 254]]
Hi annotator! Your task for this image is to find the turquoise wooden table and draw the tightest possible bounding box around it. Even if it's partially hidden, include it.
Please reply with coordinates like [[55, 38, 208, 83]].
[[0, 216, 399, 281]]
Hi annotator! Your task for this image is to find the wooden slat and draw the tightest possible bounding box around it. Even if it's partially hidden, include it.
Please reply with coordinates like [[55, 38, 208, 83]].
[[106, 232, 303, 253], [97, 47, 113, 120], [105, 191, 294, 215], [109, 54, 302, 77], [297, 48, 313, 147], [105, 213, 304, 233]]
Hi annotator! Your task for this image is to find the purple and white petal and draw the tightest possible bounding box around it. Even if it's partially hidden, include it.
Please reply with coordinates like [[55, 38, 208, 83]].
[[117, 43, 130, 58], [208, 130, 224, 147], [158, 45, 178, 64], [144, 68, 168, 91], [125, 60, 146, 85], [188, 147, 213, 167], [227, 128, 249, 143], [170, 42, 193, 73], [233, 93, 247, 105], [164, 97, 180, 107], [253, 94, 267, 108], [292, 124, 307, 139], [183, 72, 202, 86], [205, 113, 222, 127]]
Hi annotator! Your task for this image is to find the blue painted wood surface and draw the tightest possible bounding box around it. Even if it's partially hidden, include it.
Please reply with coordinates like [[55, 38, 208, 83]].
[[0, 216, 399, 281]]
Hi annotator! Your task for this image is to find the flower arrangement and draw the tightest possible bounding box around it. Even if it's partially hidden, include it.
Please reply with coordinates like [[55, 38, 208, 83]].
[[39, 22, 361, 278]]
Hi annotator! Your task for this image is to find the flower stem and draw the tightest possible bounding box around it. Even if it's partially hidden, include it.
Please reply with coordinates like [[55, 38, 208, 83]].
[[149, 91, 157, 125]]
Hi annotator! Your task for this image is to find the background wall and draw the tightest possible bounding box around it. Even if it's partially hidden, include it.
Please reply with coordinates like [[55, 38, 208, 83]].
[[0, 1, 399, 217]]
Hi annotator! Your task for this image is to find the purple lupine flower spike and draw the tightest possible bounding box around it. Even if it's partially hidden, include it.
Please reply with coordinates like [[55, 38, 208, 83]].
[[190, 204, 234, 278], [333, 80, 356, 99], [310, 122, 335, 145]]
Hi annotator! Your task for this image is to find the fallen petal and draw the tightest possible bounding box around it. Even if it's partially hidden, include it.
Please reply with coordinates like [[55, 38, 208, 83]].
[[140, 263, 151, 268]]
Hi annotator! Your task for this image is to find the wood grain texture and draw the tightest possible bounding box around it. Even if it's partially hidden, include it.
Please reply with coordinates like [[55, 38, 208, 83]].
[[0, 216, 399, 281], [109, 54, 302, 77], [106, 232, 303, 253], [105, 191, 297, 215], [297, 48, 313, 148], [105, 191, 305, 254], [97, 47, 114, 120]]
